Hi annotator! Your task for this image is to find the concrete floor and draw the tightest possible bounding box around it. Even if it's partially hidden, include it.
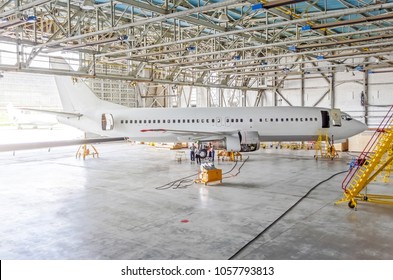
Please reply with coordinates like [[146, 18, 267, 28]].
[[0, 139, 393, 260]]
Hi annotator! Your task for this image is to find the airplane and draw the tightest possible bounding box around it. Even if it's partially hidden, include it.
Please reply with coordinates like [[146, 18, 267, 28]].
[[6, 103, 58, 129], [20, 72, 366, 157]]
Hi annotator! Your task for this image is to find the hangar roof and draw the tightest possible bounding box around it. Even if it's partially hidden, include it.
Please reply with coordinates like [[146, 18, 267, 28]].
[[0, 0, 393, 90]]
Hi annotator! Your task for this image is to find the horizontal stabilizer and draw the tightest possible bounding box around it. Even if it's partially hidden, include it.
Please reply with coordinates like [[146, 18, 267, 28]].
[[19, 108, 83, 118], [0, 137, 127, 152]]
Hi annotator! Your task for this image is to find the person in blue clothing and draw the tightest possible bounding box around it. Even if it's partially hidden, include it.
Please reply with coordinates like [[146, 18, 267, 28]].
[[209, 143, 215, 162], [190, 143, 196, 162]]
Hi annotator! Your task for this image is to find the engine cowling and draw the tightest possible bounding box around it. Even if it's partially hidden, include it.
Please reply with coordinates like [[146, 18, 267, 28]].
[[225, 131, 260, 153]]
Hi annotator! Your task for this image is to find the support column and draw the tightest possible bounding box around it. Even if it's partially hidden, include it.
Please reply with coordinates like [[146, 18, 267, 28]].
[[363, 68, 369, 126], [301, 70, 305, 107], [242, 90, 246, 107], [330, 72, 335, 109]]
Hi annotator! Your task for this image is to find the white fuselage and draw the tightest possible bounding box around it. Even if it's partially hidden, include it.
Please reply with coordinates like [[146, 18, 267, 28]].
[[58, 104, 367, 143]]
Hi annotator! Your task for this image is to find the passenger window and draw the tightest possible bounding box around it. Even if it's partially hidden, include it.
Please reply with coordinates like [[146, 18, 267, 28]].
[[192, 119, 195, 123], [300, 118, 303, 121], [121, 120, 124, 124], [231, 119, 234, 123], [315, 118, 318, 121], [201, 119, 204, 123], [139, 120, 142, 124], [125, 120, 128, 124], [281, 118, 284, 122], [197, 119, 199, 123], [259, 118, 262, 122], [240, 119, 243, 122], [187, 119, 190, 123], [168, 120, 171, 123], [295, 118, 298, 121], [270, 118, 273, 122], [158, 120, 160, 123], [163, 120, 166, 123], [148, 120, 151, 123], [173, 119, 176, 123], [177, 120, 180, 123], [206, 119, 209, 123], [212, 119, 215, 123], [153, 120, 156, 123], [183, 119, 186, 123], [286, 118, 289, 121], [130, 120, 133, 124], [265, 118, 268, 122], [226, 119, 229, 123], [291, 118, 293, 121], [276, 118, 278, 122], [305, 118, 308, 121]]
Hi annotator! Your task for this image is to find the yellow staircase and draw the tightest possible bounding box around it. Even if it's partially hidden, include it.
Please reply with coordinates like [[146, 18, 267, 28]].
[[314, 130, 339, 160], [336, 106, 393, 208]]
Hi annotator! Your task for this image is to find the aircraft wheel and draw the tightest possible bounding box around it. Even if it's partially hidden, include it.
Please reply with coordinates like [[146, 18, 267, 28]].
[[199, 149, 207, 159]]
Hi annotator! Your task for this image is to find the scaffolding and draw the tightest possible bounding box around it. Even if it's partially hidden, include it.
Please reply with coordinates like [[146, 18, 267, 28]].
[[336, 106, 393, 208], [314, 130, 339, 160]]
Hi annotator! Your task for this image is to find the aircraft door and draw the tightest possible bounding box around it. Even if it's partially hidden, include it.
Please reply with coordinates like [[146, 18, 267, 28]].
[[331, 109, 342, 127], [321, 111, 330, 128], [101, 113, 114, 130]]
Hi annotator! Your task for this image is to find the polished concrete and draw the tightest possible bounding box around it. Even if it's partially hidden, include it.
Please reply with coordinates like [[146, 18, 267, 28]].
[[1, 138, 393, 260]]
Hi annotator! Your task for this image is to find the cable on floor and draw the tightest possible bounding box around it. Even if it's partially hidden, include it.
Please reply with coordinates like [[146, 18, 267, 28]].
[[228, 169, 348, 260], [155, 157, 249, 190], [222, 156, 249, 178], [155, 173, 198, 190]]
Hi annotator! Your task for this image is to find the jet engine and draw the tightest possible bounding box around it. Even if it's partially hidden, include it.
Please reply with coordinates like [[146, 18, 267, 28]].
[[225, 131, 260, 152]]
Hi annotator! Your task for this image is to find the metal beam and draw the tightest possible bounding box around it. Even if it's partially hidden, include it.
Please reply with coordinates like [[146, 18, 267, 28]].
[[93, 2, 393, 58], [263, 0, 308, 9], [33, 0, 242, 49], [0, 0, 53, 18], [0, 65, 270, 91]]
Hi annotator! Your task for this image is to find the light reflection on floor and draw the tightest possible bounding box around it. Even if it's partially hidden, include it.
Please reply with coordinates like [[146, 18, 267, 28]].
[[0, 125, 85, 144]]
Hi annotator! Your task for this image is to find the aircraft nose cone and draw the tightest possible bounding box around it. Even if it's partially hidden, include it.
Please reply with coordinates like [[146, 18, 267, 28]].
[[355, 120, 368, 134]]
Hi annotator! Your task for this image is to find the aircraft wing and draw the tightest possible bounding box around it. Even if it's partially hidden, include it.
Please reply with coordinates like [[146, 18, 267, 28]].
[[0, 137, 127, 152], [19, 108, 83, 118], [140, 128, 239, 141]]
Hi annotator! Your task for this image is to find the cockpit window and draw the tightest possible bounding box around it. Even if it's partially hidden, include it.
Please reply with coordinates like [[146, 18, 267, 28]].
[[341, 114, 353, 121]]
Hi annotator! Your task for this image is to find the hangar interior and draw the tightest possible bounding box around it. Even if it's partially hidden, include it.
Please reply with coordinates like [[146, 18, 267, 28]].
[[1, 0, 393, 260]]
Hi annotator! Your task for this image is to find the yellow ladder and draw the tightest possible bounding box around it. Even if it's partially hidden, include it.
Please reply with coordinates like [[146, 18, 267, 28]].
[[336, 106, 393, 208], [314, 130, 339, 160]]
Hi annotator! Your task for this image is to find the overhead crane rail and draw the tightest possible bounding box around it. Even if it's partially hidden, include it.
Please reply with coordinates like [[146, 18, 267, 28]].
[[336, 105, 393, 209]]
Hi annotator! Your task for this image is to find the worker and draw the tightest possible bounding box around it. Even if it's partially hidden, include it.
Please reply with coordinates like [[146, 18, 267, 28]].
[[210, 144, 215, 162], [190, 143, 196, 162], [195, 147, 201, 164]]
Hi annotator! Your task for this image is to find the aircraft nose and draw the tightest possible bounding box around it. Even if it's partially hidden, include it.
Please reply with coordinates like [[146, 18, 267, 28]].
[[354, 119, 368, 134]]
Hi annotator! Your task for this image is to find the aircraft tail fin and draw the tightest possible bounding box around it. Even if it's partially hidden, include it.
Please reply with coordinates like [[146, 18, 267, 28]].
[[49, 57, 102, 112]]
